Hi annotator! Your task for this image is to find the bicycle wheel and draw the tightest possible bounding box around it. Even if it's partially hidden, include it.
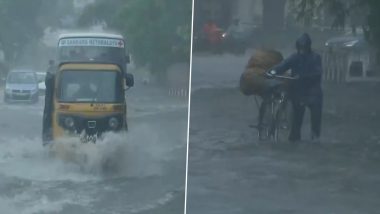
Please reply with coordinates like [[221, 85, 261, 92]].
[[258, 99, 275, 141], [273, 99, 292, 143]]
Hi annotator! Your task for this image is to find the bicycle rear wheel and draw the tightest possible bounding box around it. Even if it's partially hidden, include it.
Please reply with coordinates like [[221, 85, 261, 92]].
[[273, 100, 292, 143]]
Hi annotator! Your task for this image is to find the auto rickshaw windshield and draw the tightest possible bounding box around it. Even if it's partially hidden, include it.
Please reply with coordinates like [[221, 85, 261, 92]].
[[58, 70, 123, 103]]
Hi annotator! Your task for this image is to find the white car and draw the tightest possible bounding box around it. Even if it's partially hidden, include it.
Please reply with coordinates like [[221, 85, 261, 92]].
[[4, 69, 39, 103]]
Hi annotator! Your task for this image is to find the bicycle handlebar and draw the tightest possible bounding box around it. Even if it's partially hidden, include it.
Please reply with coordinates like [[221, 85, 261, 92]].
[[266, 70, 322, 80], [265, 72, 299, 80], [272, 75, 299, 80]]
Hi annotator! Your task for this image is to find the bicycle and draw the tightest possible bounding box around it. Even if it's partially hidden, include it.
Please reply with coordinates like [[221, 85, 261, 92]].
[[255, 74, 298, 143]]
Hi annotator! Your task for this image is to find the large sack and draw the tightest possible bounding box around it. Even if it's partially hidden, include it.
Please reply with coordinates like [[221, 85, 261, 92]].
[[246, 49, 283, 70], [240, 49, 284, 96], [240, 68, 266, 95]]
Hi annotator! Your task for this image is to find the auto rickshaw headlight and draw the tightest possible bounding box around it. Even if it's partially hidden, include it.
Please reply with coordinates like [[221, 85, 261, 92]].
[[64, 117, 75, 128], [109, 117, 119, 129]]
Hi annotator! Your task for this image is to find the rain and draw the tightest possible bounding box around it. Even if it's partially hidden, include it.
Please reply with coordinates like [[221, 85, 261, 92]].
[[187, 0, 380, 213], [0, 0, 191, 213]]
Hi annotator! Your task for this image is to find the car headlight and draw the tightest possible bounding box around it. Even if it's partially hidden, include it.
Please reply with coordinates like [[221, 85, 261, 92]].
[[108, 117, 119, 129], [64, 117, 75, 128]]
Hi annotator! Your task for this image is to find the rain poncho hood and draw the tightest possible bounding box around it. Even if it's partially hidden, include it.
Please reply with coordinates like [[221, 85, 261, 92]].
[[296, 33, 312, 52]]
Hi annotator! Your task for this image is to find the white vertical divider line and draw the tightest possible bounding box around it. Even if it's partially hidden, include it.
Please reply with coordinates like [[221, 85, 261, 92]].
[[184, 0, 195, 213]]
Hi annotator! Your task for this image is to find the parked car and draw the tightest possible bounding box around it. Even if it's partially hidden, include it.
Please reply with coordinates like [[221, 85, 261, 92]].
[[4, 69, 39, 103]]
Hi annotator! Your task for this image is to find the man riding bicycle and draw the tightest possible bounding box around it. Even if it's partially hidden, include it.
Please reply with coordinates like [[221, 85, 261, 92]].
[[267, 33, 323, 143]]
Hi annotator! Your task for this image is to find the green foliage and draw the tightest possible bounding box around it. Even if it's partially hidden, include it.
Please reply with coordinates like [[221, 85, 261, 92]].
[[292, 0, 380, 52], [38, 0, 75, 28], [0, 0, 74, 64], [78, 0, 123, 27], [289, 0, 347, 28], [80, 0, 192, 73], [0, 0, 44, 62]]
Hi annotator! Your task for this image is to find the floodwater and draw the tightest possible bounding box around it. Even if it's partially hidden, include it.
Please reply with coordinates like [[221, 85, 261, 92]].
[[186, 52, 380, 214], [0, 79, 188, 214]]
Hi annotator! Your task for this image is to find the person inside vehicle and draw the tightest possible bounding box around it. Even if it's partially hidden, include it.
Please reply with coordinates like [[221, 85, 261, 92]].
[[69, 47, 86, 60], [72, 81, 97, 100], [268, 33, 323, 143]]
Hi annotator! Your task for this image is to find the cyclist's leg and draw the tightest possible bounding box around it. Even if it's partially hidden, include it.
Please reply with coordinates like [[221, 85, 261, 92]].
[[289, 99, 305, 142], [309, 93, 323, 139]]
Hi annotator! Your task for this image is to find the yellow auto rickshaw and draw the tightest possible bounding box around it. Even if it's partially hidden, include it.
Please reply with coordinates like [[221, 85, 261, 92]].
[[42, 62, 134, 144]]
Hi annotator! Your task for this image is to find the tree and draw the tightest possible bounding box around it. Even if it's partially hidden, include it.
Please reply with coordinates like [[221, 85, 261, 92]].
[[0, 0, 81, 66], [289, 0, 325, 28], [0, 0, 44, 63], [262, 0, 287, 31], [38, 0, 76, 29], [79, 0, 192, 73], [365, 0, 380, 53], [78, 0, 123, 27], [292, 0, 380, 54]]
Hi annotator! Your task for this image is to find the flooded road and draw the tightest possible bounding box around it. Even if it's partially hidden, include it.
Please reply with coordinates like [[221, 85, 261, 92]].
[[0, 78, 188, 214], [186, 53, 380, 214]]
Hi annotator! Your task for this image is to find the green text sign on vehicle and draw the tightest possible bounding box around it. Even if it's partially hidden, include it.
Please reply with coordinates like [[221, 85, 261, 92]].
[[59, 38, 125, 48]]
